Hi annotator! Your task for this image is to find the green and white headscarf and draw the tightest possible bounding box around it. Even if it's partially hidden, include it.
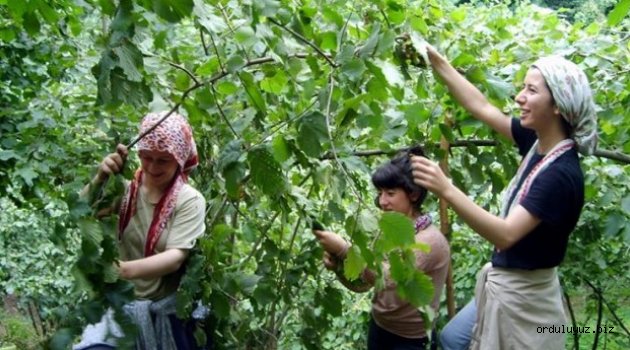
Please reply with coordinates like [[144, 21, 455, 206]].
[[532, 56, 598, 155]]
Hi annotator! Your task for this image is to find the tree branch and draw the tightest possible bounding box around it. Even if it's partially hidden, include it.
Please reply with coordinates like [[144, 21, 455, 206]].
[[593, 148, 630, 164], [199, 28, 209, 56], [268, 18, 338, 68], [319, 141, 630, 164], [168, 62, 200, 85], [210, 83, 238, 137], [563, 289, 580, 350]]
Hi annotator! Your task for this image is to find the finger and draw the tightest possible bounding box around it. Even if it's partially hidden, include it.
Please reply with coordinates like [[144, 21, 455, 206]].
[[116, 144, 129, 159]]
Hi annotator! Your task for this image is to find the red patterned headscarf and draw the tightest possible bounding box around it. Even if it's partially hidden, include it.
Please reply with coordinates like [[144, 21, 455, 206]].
[[118, 112, 198, 256]]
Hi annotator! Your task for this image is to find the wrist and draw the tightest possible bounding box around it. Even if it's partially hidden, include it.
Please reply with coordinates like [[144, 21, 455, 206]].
[[441, 181, 458, 203], [335, 242, 350, 259]]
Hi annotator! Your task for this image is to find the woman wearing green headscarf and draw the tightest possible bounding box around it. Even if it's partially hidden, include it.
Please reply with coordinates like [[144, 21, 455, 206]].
[[409, 46, 598, 350]]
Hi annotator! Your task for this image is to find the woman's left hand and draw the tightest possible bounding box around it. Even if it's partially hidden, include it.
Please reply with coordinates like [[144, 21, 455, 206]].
[[410, 156, 452, 197]]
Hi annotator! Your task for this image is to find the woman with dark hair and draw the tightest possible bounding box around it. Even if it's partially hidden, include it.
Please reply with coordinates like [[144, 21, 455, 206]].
[[410, 46, 597, 350], [313, 147, 450, 350]]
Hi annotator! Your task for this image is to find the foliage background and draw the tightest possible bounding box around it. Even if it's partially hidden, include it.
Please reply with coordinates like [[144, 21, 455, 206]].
[[1, 0, 629, 349]]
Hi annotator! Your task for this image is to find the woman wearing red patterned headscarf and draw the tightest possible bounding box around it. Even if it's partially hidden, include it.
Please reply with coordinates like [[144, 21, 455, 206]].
[[76, 111, 207, 350]]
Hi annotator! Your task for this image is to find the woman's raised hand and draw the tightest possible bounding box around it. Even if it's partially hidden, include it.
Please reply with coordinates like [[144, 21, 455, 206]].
[[97, 144, 129, 181], [312, 229, 349, 258], [410, 155, 452, 198]]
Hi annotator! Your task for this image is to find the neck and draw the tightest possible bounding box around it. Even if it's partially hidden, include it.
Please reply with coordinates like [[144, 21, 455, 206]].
[[535, 122, 568, 154], [140, 182, 166, 203]]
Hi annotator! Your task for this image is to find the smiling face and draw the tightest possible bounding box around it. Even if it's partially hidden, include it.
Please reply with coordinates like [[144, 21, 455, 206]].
[[376, 187, 418, 218], [139, 150, 179, 190], [515, 68, 560, 131]]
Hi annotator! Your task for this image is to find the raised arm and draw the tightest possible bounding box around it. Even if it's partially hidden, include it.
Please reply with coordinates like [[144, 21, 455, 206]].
[[426, 46, 513, 142], [313, 230, 374, 293], [80, 144, 128, 198]]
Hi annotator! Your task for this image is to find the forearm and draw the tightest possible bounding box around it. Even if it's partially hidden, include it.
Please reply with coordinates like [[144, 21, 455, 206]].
[[119, 248, 188, 280], [79, 172, 107, 198], [333, 263, 374, 293], [429, 52, 512, 140], [441, 186, 516, 250], [430, 55, 491, 118]]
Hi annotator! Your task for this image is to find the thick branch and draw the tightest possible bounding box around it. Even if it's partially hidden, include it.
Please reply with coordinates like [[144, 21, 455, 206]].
[[268, 18, 338, 68], [593, 148, 630, 164], [319, 141, 630, 164]]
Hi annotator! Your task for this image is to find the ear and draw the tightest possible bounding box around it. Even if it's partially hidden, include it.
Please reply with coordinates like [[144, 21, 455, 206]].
[[553, 105, 561, 116], [409, 191, 420, 203]]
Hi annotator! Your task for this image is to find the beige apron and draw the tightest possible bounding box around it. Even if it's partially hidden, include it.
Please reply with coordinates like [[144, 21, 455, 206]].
[[469, 263, 566, 350]]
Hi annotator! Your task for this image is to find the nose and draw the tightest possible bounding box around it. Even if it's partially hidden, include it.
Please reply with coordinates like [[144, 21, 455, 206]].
[[515, 90, 525, 105], [378, 193, 388, 208]]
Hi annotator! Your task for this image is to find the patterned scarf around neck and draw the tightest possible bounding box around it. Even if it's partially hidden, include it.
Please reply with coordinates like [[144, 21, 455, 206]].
[[500, 139, 575, 218]]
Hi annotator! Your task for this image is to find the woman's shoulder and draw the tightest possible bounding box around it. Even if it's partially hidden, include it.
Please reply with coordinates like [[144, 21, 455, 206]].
[[416, 225, 450, 252], [176, 184, 206, 205]]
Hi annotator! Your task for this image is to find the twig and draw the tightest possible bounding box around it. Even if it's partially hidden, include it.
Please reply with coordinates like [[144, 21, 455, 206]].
[[199, 28, 209, 56], [268, 18, 338, 68], [208, 31, 226, 72], [337, 2, 355, 52], [590, 282, 604, 350], [210, 83, 238, 137], [584, 279, 630, 338], [563, 289, 580, 350], [168, 62, 200, 85], [324, 74, 363, 202], [205, 195, 229, 228], [248, 99, 318, 150], [379, 9, 391, 28]]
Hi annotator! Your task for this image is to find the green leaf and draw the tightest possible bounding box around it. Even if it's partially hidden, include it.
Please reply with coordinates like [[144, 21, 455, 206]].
[[17, 166, 37, 186], [234, 26, 258, 48], [194, 0, 227, 33], [450, 8, 467, 22], [608, 0, 630, 26], [141, 0, 193, 23], [376, 59, 403, 87], [235, 273, 262, 295], [253, 282, 276, 305], [439, 123, 455, 142], [341, 58, 367, 82], [195, 57, 220, 76], [226, 54, 246, 73], [112, 41, 143, 82], [49, 328, 74, 350], [271, 136, 290, 163], [0, 150, 20, 161], [622, 195, 630, 214], [239, 72, 267, 115], [604, 213, 624, 236], [344, 246, 366, 280], [260, 71, 288, 94], [397, 270, 434, 307], [247, 146, 286, 196], [78, 219, 103, 247], [355, 23, 380, 59], [318, 285, 343, 317], [297, 111, 328, 157], [378, 212, 415, 252]]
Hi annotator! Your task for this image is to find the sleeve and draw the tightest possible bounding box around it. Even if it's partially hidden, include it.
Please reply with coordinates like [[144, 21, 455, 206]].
[[414, 230, 447, 273], [519, 165, 575, 226], [511, 118, 537, 156], [165, 187, 206, 250]]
